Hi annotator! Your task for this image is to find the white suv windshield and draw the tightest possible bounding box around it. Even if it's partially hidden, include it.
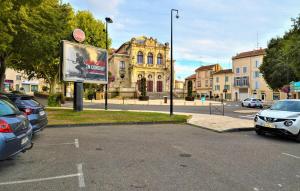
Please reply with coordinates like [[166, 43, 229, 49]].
[[270, 101, 300, 112]]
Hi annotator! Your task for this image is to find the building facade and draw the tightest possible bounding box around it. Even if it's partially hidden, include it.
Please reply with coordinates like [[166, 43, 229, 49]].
[[109, 36, 174, 98], [4, 68, 45, 94], [184, 74, 196, 96], [212, 69, 234, 100], [232, 49, 286, 101], [195, 64, 222, 98]]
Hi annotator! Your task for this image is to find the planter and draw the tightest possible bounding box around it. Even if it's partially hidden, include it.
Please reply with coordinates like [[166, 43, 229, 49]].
[[139, 96, 149, 101], [185, 96, 194, 101]]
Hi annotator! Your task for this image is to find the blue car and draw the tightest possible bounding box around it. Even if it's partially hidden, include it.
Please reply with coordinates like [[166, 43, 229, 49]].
[[3, 93, 48, 133], [0, 96, 33, 160]]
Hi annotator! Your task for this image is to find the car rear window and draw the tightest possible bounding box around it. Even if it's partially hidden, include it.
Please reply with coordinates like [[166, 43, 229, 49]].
[[19, 97, 41, 107], [0, 98, 19, 116]]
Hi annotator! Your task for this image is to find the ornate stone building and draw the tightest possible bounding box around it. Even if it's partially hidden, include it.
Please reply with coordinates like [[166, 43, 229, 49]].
[[108, 36, 174, 98]]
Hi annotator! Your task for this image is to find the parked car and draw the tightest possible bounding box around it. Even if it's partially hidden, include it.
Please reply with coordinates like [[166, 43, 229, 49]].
[[254, 99, 300, 142], [0, 95, 33, 160], [1, 93, 48, 134], [241, 98, 263, 108]]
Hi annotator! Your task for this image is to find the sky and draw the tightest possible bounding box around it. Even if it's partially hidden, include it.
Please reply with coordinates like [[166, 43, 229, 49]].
[[63, 0, 300, 80]]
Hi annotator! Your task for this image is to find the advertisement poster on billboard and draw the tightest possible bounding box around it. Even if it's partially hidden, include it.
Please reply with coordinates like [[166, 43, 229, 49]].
[[61, 40, 108, 84]]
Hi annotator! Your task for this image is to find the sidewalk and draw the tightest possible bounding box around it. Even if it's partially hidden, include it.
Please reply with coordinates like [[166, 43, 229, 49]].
[[84, 98, 230, 106], [185, 113, 253, 133], [48, 107, 254, 133]]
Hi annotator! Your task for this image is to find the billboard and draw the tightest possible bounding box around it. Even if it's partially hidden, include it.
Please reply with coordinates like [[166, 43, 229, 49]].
[[61, 40, 108, 84]]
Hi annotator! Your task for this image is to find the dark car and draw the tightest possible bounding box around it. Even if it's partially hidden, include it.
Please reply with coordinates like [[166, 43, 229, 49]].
[[0, 96, 33, 160], [1, 93, 48, 134]]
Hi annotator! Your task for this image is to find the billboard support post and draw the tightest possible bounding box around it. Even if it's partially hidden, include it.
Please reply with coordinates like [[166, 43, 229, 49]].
[[74, 82, 83, 112]]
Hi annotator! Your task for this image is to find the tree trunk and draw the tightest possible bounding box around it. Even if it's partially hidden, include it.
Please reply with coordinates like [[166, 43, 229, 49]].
[[49, 78, 57, 95], [0, 56, 6, 92]]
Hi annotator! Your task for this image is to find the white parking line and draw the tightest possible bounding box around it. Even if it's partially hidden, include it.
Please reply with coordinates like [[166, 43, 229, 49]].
[[239, 115, 255, 119], [173, 145, 189, 154], [74, 139, 79, 148], [36, 143, 75, 146], [0, 173, 80, 186], [282, 153, 300, 159], [77, 163, 85, 188]]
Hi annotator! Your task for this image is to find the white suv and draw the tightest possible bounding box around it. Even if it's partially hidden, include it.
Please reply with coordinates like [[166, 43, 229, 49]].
[[254, 99, 300, 142], [242, 98, 263, 108]]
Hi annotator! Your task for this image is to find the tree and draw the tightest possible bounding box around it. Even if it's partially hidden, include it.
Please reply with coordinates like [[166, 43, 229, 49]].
[[260, 15, 300, 90], [284, 16, 300, 78], [260, 37, 297, 90], [0, 0, 41, 91], [74, 11, 111, 49], [8, 0, 74, 94]]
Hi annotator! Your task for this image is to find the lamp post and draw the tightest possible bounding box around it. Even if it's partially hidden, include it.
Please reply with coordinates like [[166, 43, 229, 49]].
[[170, 9, 179, 116], [105, 17, 113, 110]]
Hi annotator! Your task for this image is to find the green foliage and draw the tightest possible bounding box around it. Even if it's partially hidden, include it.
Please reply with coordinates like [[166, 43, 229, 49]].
[[48, 93, 62, 107], [42, 86, 49, 92], [261, 15, 300, 90], [140, 77, 147, 97], [1, 0, 111, 95], [260, 38, 297, 90], [85, 88, 95, 100], [0, 0, 42, 90], [74, 11, 111, 49], [187, 80, 193, 97]]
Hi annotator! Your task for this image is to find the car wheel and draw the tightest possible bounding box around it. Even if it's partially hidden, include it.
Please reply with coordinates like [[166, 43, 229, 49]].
[[248, 103, 251, 108], [255, 128, 265, 136], [259, 105, 263, 109]]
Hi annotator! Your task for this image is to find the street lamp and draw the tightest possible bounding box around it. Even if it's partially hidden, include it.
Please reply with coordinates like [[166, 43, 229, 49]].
[[105, 17, 113, 110], [170, 9, 179, 116]]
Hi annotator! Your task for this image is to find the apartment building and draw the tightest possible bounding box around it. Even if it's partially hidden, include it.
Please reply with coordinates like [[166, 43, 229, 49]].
[[232, 48, 284, 101], [195, 64, 222, 97], [212, 69, 233, 100]]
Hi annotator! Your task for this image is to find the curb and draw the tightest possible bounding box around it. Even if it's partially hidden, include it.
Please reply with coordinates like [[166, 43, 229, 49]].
[[187, 123, 254, 133], [47, 121, 186, 128]]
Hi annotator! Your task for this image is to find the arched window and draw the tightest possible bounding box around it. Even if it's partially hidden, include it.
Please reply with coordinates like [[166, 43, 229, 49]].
[[137, 51, 143, 64], [147, 53, 153, 64], [157, 53, 163, 65]]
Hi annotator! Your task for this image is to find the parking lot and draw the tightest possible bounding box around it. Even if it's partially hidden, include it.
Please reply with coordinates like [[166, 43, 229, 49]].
[[0, 124, 299, 191]]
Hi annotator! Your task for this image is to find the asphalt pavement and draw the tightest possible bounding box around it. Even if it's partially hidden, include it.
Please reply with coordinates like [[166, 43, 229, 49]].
[[0, 124, 299, 191]]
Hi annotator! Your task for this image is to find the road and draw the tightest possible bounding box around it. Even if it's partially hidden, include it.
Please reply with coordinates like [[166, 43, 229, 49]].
[[0, 124, 299, 191], [63, 101, 259, 119]]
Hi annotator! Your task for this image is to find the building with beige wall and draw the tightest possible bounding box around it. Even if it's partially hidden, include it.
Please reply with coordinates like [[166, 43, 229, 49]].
[[212, 69, 234, 100], [232, 49, 286, 101], [109, 36, 174, 98], [195, 64, 222, 98], [4, 68, 46, 94]]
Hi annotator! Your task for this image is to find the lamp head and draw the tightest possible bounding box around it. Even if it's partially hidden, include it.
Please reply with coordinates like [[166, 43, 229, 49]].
[[105, 17, 113, 23], [176, 14, 179, 19]]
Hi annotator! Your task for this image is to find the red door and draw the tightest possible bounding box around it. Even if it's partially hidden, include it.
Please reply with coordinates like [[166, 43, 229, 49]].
[[147, 81, 153, 92], [157, 81, 163, 92]]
